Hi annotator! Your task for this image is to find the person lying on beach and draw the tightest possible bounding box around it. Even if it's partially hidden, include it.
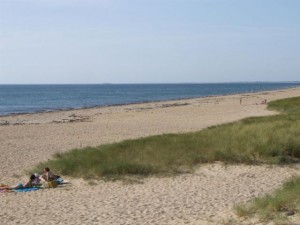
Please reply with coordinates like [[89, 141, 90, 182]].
[[0, 174, 36, 190], [32, 173, 41, 186], [41, 167, 59, 182]]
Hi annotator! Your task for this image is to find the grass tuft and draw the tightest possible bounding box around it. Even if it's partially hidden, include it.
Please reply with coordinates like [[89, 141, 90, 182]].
[[235, 177, 300, 221]]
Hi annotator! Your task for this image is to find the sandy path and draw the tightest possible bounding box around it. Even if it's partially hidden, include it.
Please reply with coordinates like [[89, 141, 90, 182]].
[[1, 87, 300, 224]]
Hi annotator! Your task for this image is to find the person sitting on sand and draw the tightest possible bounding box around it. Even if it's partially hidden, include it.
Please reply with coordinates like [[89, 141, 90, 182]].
[[0, 174, 36, 190], [41, 167, 58, 182]]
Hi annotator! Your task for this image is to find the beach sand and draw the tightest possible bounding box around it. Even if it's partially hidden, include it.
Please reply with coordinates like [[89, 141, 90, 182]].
[[1, 87, 300, 224]]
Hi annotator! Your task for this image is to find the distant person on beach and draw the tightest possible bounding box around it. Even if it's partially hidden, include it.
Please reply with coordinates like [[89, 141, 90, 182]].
[[261, 99, 267, 104], [240, 98, 242, 105], [0, 174, 36, 190], [41, 167, 58, 182]]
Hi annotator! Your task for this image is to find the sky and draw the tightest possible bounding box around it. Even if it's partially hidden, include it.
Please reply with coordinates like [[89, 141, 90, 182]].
[[0, 0, 299, 84]]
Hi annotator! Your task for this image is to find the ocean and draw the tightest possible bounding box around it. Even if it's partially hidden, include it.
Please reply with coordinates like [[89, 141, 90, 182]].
[[0, 83, 299, 116]]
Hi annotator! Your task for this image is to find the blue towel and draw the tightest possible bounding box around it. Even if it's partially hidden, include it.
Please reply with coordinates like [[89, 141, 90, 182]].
[[13, 187, 40, 193]]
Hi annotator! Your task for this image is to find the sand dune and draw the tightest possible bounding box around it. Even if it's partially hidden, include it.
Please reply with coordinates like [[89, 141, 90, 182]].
[[1, 87, 300, 224]]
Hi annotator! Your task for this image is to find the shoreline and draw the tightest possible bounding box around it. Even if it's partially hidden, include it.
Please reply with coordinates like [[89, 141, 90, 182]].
[[1, 85, 299, 120], [1, 84, 299, 118]]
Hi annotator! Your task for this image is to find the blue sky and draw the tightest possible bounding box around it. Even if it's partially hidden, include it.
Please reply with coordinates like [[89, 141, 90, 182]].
[[0, 0, 299, 84]]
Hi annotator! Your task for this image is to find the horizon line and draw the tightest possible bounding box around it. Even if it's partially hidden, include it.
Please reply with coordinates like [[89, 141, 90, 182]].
[[1, 81, 300, 85]]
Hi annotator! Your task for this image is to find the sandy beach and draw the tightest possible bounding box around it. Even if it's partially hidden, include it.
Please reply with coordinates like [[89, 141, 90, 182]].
[[1, 87, 300, 225]]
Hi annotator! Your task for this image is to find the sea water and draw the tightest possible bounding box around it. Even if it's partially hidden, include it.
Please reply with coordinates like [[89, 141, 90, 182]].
[[0, 83, 299, 116]]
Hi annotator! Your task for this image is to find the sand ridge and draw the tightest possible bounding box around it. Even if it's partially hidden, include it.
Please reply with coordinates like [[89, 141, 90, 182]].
[[1, 87, 300, 224]]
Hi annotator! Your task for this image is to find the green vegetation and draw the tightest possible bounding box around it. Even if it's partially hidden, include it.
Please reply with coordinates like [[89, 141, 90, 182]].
[[268, 96, 300, 114], [34, 96, 300, 179], [235, 177, 300, 222]]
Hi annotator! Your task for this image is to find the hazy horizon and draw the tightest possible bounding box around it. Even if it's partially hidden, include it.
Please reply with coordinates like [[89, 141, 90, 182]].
[[1, 81, 300, 85]]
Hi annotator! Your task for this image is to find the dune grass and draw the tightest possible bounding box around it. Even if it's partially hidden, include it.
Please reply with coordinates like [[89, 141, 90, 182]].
[[235, 176, 300, 222], [33, 96, 300, 179], [230, 97, 300, 223]]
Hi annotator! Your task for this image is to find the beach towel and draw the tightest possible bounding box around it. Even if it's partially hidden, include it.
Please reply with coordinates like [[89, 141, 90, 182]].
[[13, 187, 40, 193]]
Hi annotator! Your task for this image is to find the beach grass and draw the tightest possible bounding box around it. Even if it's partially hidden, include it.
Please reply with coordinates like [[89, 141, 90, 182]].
[[235, 176, 300, 221], [33, 96, 300, 179]]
